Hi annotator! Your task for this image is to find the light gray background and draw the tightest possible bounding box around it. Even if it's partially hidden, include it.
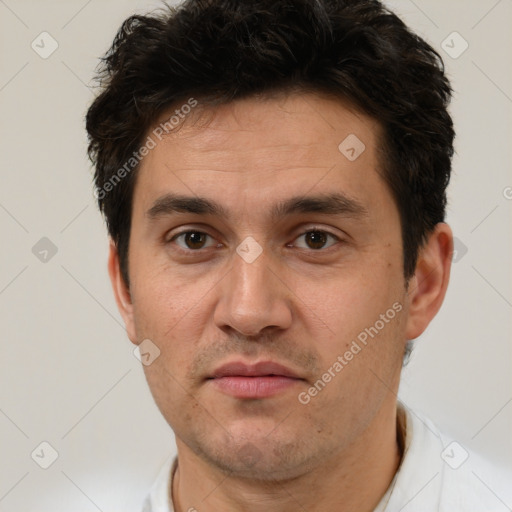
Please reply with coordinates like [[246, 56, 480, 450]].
[[1, 1, 511, 510]]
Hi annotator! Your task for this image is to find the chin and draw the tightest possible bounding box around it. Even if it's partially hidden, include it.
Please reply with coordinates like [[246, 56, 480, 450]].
[[192, 426, 326, 482]]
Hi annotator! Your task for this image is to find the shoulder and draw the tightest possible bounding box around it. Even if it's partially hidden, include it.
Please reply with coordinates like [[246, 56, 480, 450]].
[[400, 404, 512, 512], [142, 456, 176, 512], [440, 442, 512, 511]]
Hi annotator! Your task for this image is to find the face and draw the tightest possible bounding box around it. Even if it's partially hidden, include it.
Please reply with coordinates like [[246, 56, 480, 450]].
[[115, 92, 414, 480]]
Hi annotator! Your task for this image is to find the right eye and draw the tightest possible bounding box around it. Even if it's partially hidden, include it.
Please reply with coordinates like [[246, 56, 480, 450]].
[[170, 231, 218, 251]]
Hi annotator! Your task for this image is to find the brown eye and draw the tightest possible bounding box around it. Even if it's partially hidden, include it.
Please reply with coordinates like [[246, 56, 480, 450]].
[[172, 231, 215, 250], [184, 232, 207, 249], [305, 231, 328, 249], [294, 230, 338, 250]]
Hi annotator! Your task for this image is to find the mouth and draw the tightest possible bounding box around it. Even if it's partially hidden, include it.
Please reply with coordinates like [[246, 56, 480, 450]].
[[207, 361, 305, 399]]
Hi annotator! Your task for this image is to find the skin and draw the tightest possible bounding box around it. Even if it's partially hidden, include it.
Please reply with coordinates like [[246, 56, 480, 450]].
[[108, 92, 453, 511]]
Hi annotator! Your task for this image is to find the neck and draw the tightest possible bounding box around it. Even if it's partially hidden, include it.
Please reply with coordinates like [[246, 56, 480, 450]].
[[172, 401, 403, 512]]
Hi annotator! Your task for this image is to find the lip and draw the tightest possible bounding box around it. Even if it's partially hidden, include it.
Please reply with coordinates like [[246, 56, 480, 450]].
[[210, 361, 301, 379], [208, 361, 304, 399]]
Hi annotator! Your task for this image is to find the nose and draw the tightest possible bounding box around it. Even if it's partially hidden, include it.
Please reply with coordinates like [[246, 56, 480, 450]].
[[213, 245, 293, 338]]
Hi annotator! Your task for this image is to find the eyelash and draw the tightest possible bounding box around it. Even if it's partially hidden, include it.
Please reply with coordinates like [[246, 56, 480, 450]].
[[168, 229, 341, 253]]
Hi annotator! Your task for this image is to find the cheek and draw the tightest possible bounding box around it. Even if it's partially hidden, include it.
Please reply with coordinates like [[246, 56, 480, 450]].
[[296, 263, 402, 339], [291, 255, 407, 394], [130, 265, 212, 367], [142, 360, 201, 436]]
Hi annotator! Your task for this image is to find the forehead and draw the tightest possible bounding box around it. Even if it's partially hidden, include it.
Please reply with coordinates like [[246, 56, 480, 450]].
[[152, 92, 379, 159], [134, 92, 387, 215]]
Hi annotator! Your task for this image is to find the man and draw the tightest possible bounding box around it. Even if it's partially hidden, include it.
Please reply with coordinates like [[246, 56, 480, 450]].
[[86, 0, 512, 510]]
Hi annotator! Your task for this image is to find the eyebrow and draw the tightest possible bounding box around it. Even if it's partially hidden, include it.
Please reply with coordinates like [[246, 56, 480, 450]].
[[146, 192, 368, 221]]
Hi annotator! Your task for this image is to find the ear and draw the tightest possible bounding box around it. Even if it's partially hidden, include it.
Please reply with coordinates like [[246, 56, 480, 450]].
[[108, 240, 138, 344], [405, 223, 453, 340]]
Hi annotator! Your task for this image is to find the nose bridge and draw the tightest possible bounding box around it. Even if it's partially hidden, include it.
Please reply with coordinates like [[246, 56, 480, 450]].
[[214, 244, 292, 336], [233, 251, 271, 305]]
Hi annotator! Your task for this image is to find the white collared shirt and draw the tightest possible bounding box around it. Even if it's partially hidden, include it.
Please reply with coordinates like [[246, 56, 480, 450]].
[[142, 405, 512, 512]]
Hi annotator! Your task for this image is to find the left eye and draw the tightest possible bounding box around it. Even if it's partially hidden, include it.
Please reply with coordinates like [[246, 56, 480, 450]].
[[293, 230, 339, 250], [171, 231, 217, 250]]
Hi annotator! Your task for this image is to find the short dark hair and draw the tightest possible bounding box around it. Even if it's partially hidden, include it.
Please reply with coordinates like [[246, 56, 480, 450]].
[[86, 0, 454, 287]]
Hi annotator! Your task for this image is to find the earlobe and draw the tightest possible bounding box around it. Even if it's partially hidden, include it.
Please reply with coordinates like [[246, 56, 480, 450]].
[[405, 223, 453, 340], [108, 240, 138, 344]]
